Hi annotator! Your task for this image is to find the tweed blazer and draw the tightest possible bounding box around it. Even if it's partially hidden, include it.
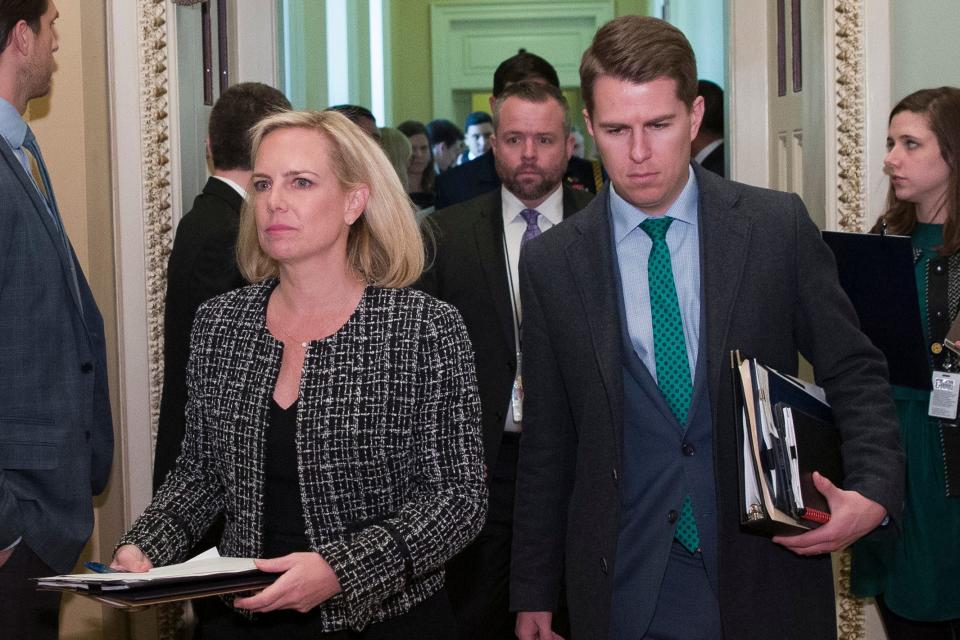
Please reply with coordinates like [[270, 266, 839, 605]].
[[123, 281, 486, 631]]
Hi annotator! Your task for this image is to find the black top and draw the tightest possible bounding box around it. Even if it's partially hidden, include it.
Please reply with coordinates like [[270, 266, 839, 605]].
[[263, 399, 308, 557]]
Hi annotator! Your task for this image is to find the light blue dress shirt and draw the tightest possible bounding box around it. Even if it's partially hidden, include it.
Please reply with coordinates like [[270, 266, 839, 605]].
[[610, 165, 701, 381], [0, 98, 33, 176]]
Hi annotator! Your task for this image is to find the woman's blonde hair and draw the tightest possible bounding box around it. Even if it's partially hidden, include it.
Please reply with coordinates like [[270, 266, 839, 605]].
[[378, 126, 413, 192], [237, 110, 424, 287]]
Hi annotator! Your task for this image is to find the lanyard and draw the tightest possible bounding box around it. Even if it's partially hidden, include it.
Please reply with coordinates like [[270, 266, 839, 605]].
[[501, 222, 523, 354]]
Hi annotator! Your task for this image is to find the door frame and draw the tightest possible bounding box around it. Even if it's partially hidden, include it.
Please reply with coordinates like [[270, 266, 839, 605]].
[[728, 0, 890, 232]]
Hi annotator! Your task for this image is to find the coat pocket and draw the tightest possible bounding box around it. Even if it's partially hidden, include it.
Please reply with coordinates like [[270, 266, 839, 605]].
[[0, 417, 64, 469]]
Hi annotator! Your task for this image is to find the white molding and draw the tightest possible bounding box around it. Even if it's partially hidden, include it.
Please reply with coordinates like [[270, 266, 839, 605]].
[[106, 0, 153, 528], [726, 0, 770, 188], [230, 0, 280, 86], [862, 0, 890, 230], [430, 2, 614, 120]]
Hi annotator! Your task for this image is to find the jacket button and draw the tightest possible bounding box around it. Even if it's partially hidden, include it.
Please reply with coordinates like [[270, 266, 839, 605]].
[[667, 510, 679, 524], [80, 362, 93, 373], [681, 442, 695, 456], [935, 263, 945, 274], [612, 468, 619, 484], [600, 557, 608, 574]]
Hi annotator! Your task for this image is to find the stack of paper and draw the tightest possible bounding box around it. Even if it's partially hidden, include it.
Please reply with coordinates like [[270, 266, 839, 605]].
[[36, 555, 276, 608], [731, 351, 844, 535]]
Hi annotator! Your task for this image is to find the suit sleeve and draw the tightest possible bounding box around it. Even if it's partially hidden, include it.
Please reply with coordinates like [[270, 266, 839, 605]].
[[791, 194, 904, 520], [510, 249, 578, 612], [412, 216, 442, 299], [318, 302, 487, 624], [0, 173, 25, 548]]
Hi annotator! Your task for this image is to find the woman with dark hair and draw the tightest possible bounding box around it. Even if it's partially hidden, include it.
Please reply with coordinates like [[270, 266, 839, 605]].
[[397, 120, 435, 209], [111, 110, 485, 638], [852, 86, 960, 639]]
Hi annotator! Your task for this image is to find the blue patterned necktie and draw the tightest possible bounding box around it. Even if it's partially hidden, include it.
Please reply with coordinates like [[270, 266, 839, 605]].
[[640, 216, 700, 553], [520, 208, 541, 246], [22, 127, 81, 308]]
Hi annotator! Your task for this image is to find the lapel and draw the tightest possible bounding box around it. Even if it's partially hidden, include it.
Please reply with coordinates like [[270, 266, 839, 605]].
[[565, 187, 625, 455], [0, 141, 87, 329], [694, 164, 753, 416], [471, 190, 516, 350]]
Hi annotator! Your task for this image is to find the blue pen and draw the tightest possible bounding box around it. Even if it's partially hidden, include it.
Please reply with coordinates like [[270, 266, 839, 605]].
[[84, 561, 128, 574]]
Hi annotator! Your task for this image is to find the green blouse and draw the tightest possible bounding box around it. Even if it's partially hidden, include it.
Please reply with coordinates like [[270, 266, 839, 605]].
[[851, 223, 960, 621]]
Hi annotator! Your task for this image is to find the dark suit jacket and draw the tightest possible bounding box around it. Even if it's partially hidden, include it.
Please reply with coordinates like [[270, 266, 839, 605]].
[[0, 136, 113, 574], [416, 186, 594, 471], [510, 165, 904, 639], [153, 177, 246, 490], [435, 150, 602, 210]]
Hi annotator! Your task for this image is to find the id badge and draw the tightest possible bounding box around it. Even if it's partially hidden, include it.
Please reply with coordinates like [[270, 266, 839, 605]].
[[511, 351, 524, 423], [929, 371, 959, 420]]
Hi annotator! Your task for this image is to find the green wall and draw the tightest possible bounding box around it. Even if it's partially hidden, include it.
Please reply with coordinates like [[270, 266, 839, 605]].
[[890, 0, 960, 104], [387, 0, 652, 125]]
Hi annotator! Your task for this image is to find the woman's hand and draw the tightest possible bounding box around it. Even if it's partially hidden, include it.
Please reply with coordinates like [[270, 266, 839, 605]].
[[233, 552, 342, 613], [110, 545, 154, 572]]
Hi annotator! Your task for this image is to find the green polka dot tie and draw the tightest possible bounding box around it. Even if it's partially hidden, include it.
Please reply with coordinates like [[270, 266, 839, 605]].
[[640, 216, 700, 553]]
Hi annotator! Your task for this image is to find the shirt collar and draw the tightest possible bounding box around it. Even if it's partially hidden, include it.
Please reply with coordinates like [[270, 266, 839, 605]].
[[0, 97, 27, 151], [694, 138, 723, 164], [211, 174, 248, 199], [610, 164, 699, 244], [501, 184, 565, 227]]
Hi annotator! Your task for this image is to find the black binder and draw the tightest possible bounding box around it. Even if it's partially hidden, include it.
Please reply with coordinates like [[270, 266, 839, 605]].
[[822, 230, 928, 389], [731, 351, 845, 535]]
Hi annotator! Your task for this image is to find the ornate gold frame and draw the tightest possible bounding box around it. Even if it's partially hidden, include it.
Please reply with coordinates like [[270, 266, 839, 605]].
[[137, 0, 181, 636]]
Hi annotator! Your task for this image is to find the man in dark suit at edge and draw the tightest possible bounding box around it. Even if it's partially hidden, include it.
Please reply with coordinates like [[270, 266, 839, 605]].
[[418, 80, 593, 640], [153, 82, 291, 491], [511, 16, 903, 640], [434, 49, 602, 210], [0, 2, 113, 637]]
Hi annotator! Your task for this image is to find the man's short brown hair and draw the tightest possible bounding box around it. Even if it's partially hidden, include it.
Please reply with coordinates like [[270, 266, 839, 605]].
[[580, 15, 698, 114], [492, 80, 571, 135]]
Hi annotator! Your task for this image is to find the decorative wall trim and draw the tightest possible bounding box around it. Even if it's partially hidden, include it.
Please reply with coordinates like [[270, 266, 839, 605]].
[[139, 6, 180, 639], [832, 0, 866, 233], [139, 0, 175, 448], [830, 3, 867, 638]]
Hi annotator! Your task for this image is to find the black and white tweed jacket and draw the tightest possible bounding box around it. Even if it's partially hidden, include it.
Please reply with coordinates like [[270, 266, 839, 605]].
[[121, 280, 486, 630]]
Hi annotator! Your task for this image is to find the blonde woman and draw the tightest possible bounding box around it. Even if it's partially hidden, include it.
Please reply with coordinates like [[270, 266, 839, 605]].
[[112, 110, 486, 638]]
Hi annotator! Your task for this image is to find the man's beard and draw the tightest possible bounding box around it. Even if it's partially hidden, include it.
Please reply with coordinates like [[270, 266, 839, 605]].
[[497, 157, 565, 202]]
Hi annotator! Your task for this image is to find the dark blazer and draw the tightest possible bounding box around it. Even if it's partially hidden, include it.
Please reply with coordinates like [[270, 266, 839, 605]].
[[416, 185, 594, 471], [434, 151, 602, 210], [153, 177, 246, 490], [122, 282, 486, 630], [510, 165, 904, 639], [0, 137, 113, 574]]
